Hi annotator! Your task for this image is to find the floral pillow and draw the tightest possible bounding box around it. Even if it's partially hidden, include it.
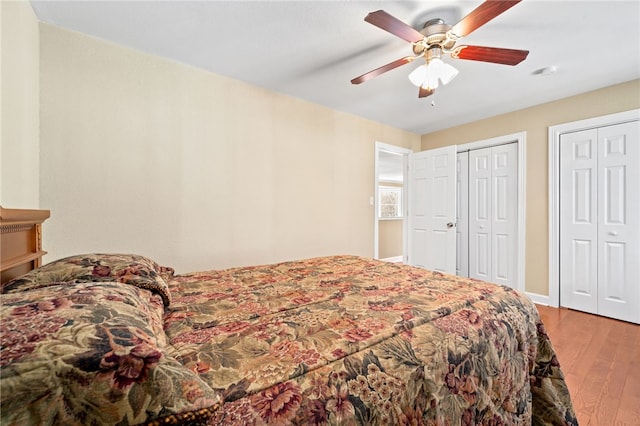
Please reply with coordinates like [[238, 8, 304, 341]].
[[2, 253, 174, 306], [0, 281, 220, 425]]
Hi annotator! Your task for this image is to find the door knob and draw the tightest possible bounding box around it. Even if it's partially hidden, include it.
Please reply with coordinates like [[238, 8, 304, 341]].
[[447, 222, 455, 229], [609, 231, 619, 236]]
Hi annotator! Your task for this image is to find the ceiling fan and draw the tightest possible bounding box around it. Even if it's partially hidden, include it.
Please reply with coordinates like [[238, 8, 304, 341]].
[[351, 0, 529, 99]]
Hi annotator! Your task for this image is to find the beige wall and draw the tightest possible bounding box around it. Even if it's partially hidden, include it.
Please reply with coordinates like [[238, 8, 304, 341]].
[[379, 219, 403, 259], [38, 24, 421, 272], [421, 79, 640, 297], [377, 180, 404, 259], [1, 1, 40, 207]]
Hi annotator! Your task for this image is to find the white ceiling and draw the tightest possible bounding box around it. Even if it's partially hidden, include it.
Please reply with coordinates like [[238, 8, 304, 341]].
[[30, 0, 640, 135]]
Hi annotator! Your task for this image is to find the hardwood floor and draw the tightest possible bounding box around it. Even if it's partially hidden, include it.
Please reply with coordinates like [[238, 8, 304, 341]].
[[536, 305, 640, 426]]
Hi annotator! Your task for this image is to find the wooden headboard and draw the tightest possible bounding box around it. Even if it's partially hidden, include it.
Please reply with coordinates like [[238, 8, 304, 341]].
[[1, 206, 50, 285]]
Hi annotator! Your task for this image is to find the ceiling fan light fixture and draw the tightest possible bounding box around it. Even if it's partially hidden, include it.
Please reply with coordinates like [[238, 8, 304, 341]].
[[409, 64, 440, 90], [429, 58, 459, 85], [408, 64, 427, 86], [422, 64, 440, 90], [408, 58, 458, 90]]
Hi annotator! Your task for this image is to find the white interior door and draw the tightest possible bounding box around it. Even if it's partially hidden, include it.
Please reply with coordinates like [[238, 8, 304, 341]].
[[560, 121, 639, 324], [469, 148, 492, 281], [560, 129, 598, 313], [408, 145, 457, 273], [596, 122, 639, 323], [491, 144, 518, 287], [468, 144, 518, 287]]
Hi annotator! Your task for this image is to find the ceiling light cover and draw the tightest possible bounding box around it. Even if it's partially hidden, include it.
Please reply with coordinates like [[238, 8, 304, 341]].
[[430, 58, 459, 85], [408, 59, 459, 90]]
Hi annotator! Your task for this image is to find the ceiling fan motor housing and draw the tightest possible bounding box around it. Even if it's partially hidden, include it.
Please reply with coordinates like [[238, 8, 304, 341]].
[[413, 19, 455, 55]]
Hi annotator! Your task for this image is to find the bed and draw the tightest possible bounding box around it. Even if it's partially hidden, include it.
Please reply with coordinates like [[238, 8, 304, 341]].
[[0, 207, 577, 425]]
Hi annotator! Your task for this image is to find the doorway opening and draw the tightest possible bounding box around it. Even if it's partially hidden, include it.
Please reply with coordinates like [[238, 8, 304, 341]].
[[374, 142, 412, 262]]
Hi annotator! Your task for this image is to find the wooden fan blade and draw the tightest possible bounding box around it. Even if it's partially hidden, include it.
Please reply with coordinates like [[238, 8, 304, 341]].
[[449, 0, 521, 39], [364, 10, 424, 43], [351, 56, 416, 85], [418, 87, 434, 98], [450, 45, 529, 65]]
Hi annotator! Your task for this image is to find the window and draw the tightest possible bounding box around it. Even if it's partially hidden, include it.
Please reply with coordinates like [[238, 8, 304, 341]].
[[379, 186, 403, 218]]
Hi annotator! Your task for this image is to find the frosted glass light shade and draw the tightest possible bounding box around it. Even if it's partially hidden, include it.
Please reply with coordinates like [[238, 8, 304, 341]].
[[429, 58, 459, 85], [408, 58, 459, 89], [408, 65, 427, 86]]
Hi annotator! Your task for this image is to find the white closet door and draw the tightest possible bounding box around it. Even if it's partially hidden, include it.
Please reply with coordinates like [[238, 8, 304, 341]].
[[469, 148, 492, 282], [456, 152, 469, 277], [408, 145, 457, 274], [560, 129, 599, 314], [560, 121, 639, 324], [469, 144, 518, 287], [597, 122, 640, 324], [491, 144, 518, 287]]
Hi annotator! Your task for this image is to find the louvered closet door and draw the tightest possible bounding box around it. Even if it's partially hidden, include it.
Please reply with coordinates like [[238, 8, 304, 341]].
[[560, 121, 639, 324], [468, 144, 518, 287]]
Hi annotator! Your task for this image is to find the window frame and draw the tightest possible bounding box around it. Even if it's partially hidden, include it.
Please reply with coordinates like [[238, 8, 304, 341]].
[[378, 185, 403, 219]]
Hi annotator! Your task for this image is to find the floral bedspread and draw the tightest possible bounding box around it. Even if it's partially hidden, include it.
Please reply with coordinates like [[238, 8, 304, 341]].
[[165, 255, 577, 425], [1, 254, 576, 425]]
